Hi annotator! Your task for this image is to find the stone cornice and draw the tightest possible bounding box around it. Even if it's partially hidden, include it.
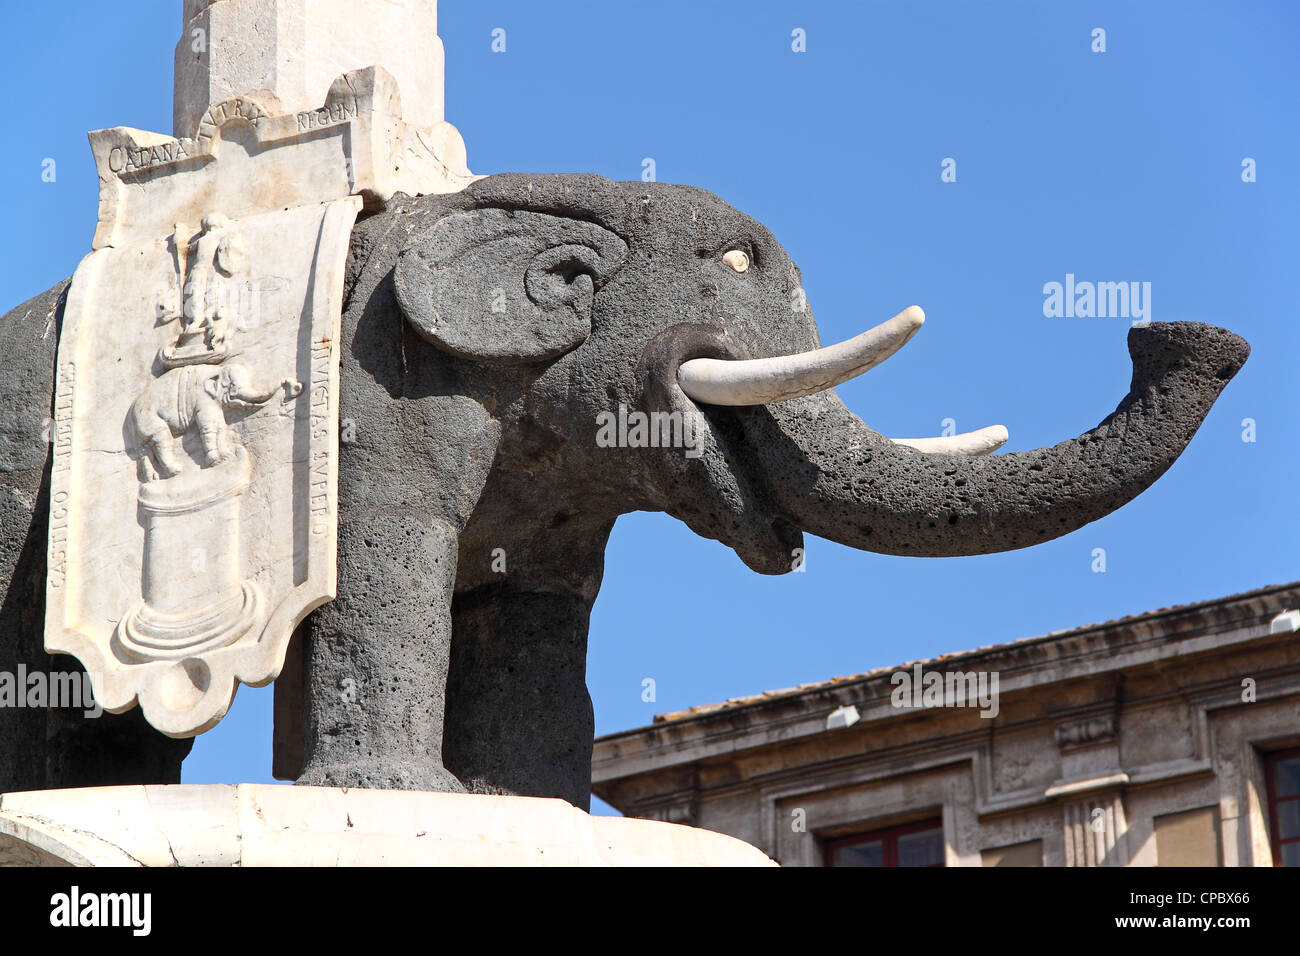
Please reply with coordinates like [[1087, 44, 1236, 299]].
[[593, 582, 1300, 788]]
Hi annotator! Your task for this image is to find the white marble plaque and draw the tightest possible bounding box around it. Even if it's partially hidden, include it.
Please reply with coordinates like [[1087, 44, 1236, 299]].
[[45, 66, 470, 737], [48, 197, 358, 736]]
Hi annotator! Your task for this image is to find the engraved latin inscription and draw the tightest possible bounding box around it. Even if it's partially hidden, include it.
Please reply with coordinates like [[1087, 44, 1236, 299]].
[[309, 339, 331, 536], [296, 101, 358, 133], [108, 140, 191, 174], [196, 97, 270, 151], [48, 361, 76, 590], [52, 361, 75, 471], [48, 489, 70, 590]]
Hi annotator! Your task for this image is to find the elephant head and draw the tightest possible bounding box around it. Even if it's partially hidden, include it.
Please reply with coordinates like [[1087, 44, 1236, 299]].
[[392, 174, 1247, 570], [287, 173, 1247, 807], [203, 362, 300, 408]]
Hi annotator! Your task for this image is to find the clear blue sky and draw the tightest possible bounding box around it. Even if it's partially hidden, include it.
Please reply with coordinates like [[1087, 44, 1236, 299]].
[[3, 2, 1296, 813]]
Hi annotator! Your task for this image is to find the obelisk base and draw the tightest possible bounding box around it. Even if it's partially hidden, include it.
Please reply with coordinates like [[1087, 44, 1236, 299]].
[[0, 785, 776, 867]]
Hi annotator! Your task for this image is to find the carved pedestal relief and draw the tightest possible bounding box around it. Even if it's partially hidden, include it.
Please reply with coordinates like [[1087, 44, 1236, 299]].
[[47, 65, 472, 737], [119, 216, 303, 662]]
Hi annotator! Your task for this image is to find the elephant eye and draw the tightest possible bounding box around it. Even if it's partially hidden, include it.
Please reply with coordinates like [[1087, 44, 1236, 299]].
[[722, 249, 751, 274]]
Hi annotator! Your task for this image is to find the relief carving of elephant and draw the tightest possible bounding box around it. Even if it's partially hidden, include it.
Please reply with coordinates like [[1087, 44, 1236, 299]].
[[126, 362, 301, 481], [0, 174, 1247, 805]]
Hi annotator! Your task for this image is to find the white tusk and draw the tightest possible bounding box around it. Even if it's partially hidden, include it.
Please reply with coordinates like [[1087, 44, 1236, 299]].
[[892, 425, 1009, 456], [677, 306, 925, 406]]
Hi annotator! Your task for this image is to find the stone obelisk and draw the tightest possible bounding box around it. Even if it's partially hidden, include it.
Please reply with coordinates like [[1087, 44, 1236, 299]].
[[175, 0, 449, 139], [171, 0, 474, 210]]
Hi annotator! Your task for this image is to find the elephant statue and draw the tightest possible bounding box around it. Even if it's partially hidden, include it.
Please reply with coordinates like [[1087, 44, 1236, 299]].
[[0, 174, 1248, 807], [126, 362, 301, 481]]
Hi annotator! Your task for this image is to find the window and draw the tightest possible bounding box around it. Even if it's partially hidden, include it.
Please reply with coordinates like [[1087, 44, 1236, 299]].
[[1266, 747, 1300, 867], [824, 818, 944, 867], [1153, 806, 1221, 867], [981, 840, 1042, 867]]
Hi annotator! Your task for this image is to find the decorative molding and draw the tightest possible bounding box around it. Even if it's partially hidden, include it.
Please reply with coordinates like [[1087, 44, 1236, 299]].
[[1044, 772, 1130, 799], [1055, 714, 1118, 751]]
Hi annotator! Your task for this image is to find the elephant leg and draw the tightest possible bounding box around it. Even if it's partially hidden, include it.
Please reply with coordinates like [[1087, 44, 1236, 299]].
[[154, 439, 184, 477], [193, 403, 230, 465], [444, 585, 597, 809], [138, 418, 183, 478], [136, 453, 158, 483], [297, 515, 464, 791], [197, 428, 228, 466]]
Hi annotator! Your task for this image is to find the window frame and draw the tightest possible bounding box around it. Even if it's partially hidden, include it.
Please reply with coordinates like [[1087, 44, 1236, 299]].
[[823, 817, 945, 867], [1265, 746, 1300, 867]]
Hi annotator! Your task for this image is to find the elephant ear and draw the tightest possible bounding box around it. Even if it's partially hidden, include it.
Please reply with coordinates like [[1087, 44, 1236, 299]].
[[393, 209, 628, 364], [201, 369, 226, 403]]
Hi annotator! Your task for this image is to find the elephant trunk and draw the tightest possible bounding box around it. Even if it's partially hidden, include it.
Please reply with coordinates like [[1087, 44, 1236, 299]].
[[737, 322, 1247, 557]]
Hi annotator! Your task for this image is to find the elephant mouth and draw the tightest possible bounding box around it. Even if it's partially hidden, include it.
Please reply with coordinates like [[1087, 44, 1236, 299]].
[[636, 323, 803, 574]]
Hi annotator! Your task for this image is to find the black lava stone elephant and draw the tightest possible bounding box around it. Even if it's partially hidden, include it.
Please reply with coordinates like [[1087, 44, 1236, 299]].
[[0, 174, 1247, 807]]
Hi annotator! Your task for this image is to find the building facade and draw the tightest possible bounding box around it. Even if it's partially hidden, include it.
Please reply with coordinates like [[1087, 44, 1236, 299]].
[[592, 583, 1300, 866]]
